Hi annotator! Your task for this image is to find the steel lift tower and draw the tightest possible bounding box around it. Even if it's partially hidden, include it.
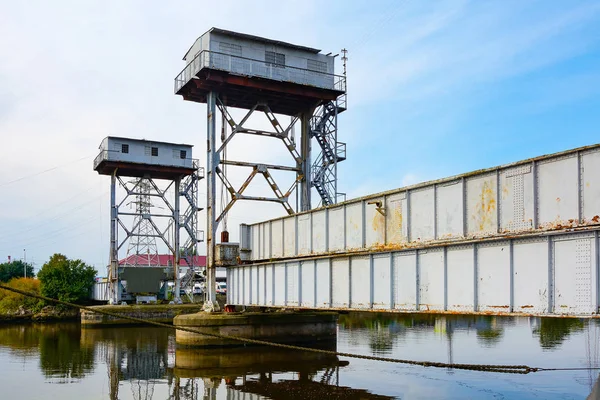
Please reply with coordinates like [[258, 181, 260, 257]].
[[175, 28, 347, 310], [94, 137, 204, 304]]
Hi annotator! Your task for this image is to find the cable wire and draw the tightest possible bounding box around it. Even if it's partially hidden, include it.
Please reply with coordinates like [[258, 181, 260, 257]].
[[3, 283, 597, 375]]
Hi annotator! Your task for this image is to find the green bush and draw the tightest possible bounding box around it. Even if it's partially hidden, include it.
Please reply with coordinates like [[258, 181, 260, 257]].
[[0, 278, 44, 313], [37, 254, 96, 304], [0, 260, 34, 282]]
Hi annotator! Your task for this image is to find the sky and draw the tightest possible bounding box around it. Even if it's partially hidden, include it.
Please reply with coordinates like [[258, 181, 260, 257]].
[[1, 0, 600, 274]]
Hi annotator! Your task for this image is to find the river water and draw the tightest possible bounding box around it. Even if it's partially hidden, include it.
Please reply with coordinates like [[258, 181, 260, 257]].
[[0, 314, 598, 399]]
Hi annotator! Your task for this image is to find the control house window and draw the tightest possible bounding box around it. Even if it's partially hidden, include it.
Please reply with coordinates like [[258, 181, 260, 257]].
[[121, 144, 129, 154], [180, 150, 187, 159], [151, 147, 158, 157], [307, 59, 327, 74], [265, 51, 285, 68], [219, 42, 242, 56]]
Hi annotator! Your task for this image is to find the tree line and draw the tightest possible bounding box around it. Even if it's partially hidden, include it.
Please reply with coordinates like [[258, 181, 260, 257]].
[[0, 254, 96, 312]]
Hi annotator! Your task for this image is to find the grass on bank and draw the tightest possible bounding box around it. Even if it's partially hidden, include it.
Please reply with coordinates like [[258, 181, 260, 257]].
[[0, 278, 44, 314]]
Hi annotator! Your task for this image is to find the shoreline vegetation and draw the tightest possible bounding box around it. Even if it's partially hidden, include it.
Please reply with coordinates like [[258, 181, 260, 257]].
[[0, 277, 227, 324]]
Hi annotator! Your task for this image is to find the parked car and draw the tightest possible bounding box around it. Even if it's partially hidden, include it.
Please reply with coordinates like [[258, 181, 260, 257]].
[[216, 282, 227, 295], [193, 284, 204, 296]]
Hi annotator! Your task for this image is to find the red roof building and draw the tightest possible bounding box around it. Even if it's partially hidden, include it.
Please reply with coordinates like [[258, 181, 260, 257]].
[[118, 254, 206, 267]]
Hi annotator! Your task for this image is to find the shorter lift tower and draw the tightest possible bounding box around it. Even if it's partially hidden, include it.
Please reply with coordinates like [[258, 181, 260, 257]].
[[94, 137, 204, 304], [175, 28, 347, 309]]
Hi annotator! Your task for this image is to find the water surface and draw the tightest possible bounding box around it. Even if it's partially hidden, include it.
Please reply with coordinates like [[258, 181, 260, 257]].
[[0, 314, 598, 399]]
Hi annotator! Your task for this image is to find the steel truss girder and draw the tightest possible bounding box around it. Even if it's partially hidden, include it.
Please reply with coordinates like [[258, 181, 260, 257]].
[[213, 94, 301, 222], [110, 172, 204, 302]]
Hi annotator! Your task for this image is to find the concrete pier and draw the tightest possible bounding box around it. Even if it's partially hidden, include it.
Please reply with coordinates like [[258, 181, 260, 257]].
[[173, 311, 337, 347], [81, 304, 202, 326]]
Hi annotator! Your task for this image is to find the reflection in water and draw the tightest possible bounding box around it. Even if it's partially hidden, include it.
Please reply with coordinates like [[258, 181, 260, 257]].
[[81, 327, 171, 400], [39, 324, 95, 382], [0, 315, 599, 399], [173, 345, 392, 400], [532, 318, 585, 349]]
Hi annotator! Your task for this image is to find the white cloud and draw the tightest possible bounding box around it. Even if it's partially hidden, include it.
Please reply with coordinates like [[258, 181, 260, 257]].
[[0, 0, 598, 267]]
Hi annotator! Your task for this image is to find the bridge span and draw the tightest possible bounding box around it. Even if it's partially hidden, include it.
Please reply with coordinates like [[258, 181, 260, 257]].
[[228, 144, 600, 316]]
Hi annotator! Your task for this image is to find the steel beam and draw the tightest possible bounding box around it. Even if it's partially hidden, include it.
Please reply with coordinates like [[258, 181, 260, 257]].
[[204, 91, 219, 311], [300, 111, 312, 211], [109, 172, 119, 304], [174, 178, 181, 303]]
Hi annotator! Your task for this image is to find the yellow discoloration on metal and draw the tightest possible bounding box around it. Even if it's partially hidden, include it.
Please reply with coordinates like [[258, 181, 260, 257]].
[[472, 180, 497, 232], [386, 204, 403, 244], [371, 209, 385, 244]]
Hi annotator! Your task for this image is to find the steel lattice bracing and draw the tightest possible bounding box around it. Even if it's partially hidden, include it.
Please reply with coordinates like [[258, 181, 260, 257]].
[[106, 166, 204, 304], [125, 179, 160, 267]]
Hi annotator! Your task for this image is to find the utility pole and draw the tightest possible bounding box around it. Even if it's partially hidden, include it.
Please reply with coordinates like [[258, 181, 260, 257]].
[[23, 249, 26, 278]]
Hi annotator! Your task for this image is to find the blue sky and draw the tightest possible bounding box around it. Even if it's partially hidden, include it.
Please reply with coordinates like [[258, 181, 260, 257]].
[[0, 0, 599, 272]]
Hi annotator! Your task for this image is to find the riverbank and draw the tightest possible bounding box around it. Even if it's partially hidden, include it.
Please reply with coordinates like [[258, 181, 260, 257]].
[[0, 293, 229, 325], [0, 305, 80, 324]]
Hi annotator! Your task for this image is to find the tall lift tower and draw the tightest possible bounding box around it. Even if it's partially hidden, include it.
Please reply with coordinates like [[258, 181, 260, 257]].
[[94, 137, 204, 304], [174, 28, 347, 309]]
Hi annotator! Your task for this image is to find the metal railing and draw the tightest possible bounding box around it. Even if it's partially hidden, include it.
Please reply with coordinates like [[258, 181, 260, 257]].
[[93, 150, 117, 170], [174, 50, 347, 93], [93, 149, 201, 172]]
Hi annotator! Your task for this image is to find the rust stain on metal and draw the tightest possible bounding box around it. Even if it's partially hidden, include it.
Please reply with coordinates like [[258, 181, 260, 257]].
[[387, 206, 403, 244], [371, 212, 384, 235], [520, 305, 534, 309], [472, 180, 496, 232]]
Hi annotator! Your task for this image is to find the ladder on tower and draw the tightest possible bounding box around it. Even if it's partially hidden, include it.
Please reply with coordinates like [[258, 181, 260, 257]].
[[310, 98, 346, 206]]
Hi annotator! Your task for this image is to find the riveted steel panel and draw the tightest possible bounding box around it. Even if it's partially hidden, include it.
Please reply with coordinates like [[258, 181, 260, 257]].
[[582, 150, 600, 223], [373, 254, 391, 309], [477, 241, 510, 311], [328, 206, 345, 251], [257, 265, 265, 306], [385, 193, 406, 245], [262, 222, 271, 259], [366, 197, 385, 247], [346, 203, 363, 250], [410, 188, 435, 241], [446, 245, 475, 311], [228, 268, 234, 304], [315, 259, 330, 308], [266, 265, 273, 306], [331, 258, 350, 308], [249, 265, 258, 305], [350, 256, 370, 309], [235, 267, 241, 305], [393, 252, 417, 310], [300, 260, 315, 307], [554, 236, 595, 314], [513, 239, 548, 313], [500, 165, 534, 232], [271, 219, 283, 258], [312, 210, 327, 253], [274, 263, 285, 306], [286, 262, 299, 306], [467, 174, 498, 236], [283, 217, 296, 257], [538, 156, 578, 228], [436, 181, 463, 239], [243, 266, 251, 305], [252, 224, 260, 260], [418, 249, 445, 311], [298, 215, 311, 255]]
